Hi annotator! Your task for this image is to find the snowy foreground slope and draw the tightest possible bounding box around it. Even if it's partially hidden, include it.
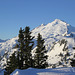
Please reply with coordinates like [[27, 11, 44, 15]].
[[10, 67, 75, 75], [0, 19, 75, 69], [0, 67, 75, 75]]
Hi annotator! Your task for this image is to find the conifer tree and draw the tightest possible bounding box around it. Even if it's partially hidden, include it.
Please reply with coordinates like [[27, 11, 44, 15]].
[[23, 26, 34, 68], [70, 48, 75, 67], [34, 33, 48, 68], [18, 27, 24, 69], [4, 26, 34, 74], [70, 58, 75, 67], [63, 40, 70, 66], [59, 39, 70, 67], [0, 54, 1, 61], [4, 52, 17, 75]]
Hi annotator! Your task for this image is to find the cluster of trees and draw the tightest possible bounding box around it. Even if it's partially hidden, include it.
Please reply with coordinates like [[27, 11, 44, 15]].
[[70, 46, 75, 67], [59, 39, 70, 67], [4, 26, 48, 75], [3, 26, 75, 75], [59, 39, 75, 67]]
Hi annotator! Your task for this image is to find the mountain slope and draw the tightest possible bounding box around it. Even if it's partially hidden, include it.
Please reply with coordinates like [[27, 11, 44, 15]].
[[10, 67, 75, 75], [0, 39, 8, 43], [0, 19, 75, 69], [32, 19, 75, 51], [31, 19, 75, 39]]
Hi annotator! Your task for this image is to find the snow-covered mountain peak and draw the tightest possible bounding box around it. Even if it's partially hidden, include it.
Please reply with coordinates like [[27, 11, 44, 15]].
[[54, 19, 64, 22], [50, 19, 70, 26], [31, 19, 72, 39], [0, 19, 75, 69], [53, 19, 62, 22]]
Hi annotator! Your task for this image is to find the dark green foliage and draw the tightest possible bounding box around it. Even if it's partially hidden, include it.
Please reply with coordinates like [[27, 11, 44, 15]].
[[18, 27, 24, 43], [23, 26, 34, 68], [70, 59, 75, 67], [59, 53, 63, 57], [5, 52, 17, 75], [52, 64, 56, 68], [16, 26, 34, 69], [16, 51, 20, 69], [13, 44, 19, 49], [4, 26, 48, 74], [73, 46, 75, 49], [58, 61, 62, 65], [59, 39, 70, 66], [60, 39, 67, 46], [18, 27, 24, 69], [63, 45, 70, 64], [4, 27, 25, 74], [4, 70, 8, 75], [34, 33, 48, 69], [66, 51, 70, 56], [70, 53, 75, 67], [0, 54, 1, 61]]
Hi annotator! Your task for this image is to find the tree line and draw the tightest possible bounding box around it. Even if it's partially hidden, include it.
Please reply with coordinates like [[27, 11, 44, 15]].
[[4, 26, 75, 75], [4, 26, 48, 75]]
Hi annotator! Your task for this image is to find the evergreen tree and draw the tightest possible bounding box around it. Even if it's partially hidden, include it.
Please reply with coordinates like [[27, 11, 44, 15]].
[[63, 41, 70, 66], [23, 26, 34, 68], [18, 27, 24, 69], [4, 26, 34, 74], [70, 48, 75, 67], [34, 33, 48, 69], [70, 59, 75, 67], [16, 51, 20, 69], [4, 52, 17, 75], [0, 54, 1, 61], [59, 39, 70, 67]]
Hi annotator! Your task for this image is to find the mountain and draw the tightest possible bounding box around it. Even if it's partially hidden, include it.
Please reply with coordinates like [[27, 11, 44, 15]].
[[32, 19, 75, 38], [0, 39, 8, 43], [0, 19, 75, 69]]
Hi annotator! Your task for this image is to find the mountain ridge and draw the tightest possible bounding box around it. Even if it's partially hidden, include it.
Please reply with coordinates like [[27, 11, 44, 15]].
[[0, 39, 8, 43], [0, 19, 75, 69], [31, 19, 75, 39]]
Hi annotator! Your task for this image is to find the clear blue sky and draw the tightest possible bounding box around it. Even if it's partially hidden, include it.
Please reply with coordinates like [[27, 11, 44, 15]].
[[0, 0, 75, 40]]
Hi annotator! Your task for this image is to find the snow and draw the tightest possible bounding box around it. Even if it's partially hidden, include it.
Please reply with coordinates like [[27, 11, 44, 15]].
[[47, 43, 64, 64], [31, 19, 71, 39], [0, 19, 75, 69], [0, 39, 8, 43], [10, 67, 75, 75], [0, 36, 18, 69]]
